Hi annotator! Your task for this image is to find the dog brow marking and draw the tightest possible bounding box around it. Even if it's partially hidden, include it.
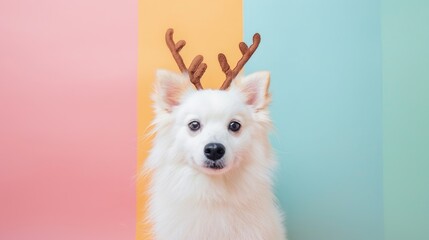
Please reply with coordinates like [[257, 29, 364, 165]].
[[165, 28, 207, 90]]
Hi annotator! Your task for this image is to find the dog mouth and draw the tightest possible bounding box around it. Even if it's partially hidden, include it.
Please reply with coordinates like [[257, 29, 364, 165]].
[[203, 159, 225, 170]]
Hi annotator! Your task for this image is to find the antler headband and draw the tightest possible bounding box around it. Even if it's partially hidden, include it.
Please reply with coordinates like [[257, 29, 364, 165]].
[[165, 28, 261, 90]]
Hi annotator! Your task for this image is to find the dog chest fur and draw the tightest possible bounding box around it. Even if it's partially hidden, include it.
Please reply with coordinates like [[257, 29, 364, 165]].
[[148, 164, 285, 240]]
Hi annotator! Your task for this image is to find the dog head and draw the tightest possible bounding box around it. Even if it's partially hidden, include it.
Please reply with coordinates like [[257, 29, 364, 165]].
[[149, 70, 271, 175]]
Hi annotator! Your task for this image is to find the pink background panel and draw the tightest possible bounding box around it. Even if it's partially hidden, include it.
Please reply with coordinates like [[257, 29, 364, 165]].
[[0, 0, 137, 239]]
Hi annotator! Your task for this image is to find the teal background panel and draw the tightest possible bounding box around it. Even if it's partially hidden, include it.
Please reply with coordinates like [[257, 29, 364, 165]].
[[382, 1, 429, 239], [244, 1, 384, 240]]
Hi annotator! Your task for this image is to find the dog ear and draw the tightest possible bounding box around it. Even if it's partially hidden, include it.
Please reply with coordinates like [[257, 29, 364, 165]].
[[153, 69, 193, 111], [234, 71, 271, 110]]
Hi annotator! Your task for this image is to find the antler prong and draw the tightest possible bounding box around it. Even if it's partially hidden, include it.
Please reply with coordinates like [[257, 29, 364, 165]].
[[188, 55, 205, 90], [219, 33, 261, 90], [218, 53, 231, 74], [239, 42, 248, 55], [175, 40, 186, 52], [165, 28, 206, 90], [189, 55, 204, 74], [192, 63, 207, 90], [195, 63, 207, 79]]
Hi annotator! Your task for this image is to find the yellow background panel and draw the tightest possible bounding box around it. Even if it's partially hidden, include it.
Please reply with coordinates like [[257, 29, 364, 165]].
[[138, 0, 242, 239]]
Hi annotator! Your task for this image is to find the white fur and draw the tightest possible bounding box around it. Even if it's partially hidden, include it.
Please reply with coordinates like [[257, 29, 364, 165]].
[[143, 69, 286, 240]]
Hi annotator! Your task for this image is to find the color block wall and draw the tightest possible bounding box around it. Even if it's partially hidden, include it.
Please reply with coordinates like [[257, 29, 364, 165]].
[[137, 1, 242, 238], [244, 1, 384, 239], [1, 0, 428, 239], [382, 1, 429, 239], [0, 0, 137, 239]]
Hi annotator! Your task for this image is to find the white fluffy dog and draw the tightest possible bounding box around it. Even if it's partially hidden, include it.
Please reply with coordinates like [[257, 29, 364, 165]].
[[144, 68, 286, 240]]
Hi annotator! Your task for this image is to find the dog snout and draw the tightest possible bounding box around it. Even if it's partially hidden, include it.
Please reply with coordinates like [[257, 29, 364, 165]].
[[204, 143, 225, 161]]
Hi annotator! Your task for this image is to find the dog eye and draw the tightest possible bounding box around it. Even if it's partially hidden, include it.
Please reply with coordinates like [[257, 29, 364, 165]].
[[228, 121, 241, 132], [188, 121, 201, 131]]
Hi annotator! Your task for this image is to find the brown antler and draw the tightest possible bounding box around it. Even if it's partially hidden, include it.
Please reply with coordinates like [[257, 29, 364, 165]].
[[165, 28, 207, 90], [218, 33, 261, 90]]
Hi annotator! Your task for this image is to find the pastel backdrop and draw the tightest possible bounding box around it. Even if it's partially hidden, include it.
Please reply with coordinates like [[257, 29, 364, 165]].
[[0, 0, 428, 240], [137, 0, 242, 238], [0, 0, 137, 239], [244, 1, 384, 239]]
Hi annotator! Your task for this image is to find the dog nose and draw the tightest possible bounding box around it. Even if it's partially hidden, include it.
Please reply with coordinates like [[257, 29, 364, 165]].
[[204, 143, 225, 161]]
